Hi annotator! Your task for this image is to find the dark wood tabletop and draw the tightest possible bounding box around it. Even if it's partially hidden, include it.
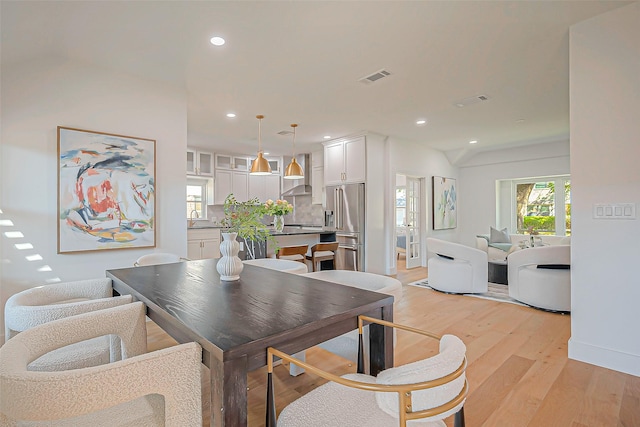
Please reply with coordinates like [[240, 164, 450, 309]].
[[106, 259, 394, 427]]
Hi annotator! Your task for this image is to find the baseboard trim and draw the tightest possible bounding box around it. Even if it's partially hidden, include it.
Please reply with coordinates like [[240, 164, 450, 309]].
[[568, 337, 640, 377]]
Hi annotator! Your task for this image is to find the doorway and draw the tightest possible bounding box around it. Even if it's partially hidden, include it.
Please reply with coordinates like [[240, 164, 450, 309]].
[[395, 174, 425, 271]]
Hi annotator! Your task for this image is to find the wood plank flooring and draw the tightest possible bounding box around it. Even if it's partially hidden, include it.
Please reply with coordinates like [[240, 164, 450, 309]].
[[146, 260, 640, 426]]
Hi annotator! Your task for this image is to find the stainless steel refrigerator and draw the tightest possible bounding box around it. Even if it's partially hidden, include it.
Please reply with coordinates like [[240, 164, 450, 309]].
[[324, 183, 365, 271]]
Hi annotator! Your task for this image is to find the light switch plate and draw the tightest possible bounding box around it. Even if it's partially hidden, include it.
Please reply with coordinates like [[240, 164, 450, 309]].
[[593, 203, 636, 219]]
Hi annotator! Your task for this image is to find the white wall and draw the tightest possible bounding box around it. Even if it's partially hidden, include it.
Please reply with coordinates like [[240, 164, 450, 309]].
[[457, 140, 570, 247], [0, 57, 188, 341], [568, 2, 640, 376]]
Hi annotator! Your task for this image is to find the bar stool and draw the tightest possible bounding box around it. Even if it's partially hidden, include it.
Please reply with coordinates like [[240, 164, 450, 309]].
[[305, 242, 339, 272], [276, 245, 309, 264]]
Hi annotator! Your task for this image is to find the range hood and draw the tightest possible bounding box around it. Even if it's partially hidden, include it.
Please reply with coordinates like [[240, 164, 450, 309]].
[[281, 154, 312, 197]]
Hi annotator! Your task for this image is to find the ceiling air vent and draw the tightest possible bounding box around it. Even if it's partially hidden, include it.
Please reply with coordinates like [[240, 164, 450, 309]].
[[453, 94, 491, 108], [277, 130, 293, 136], [359, 69, 392, 84]]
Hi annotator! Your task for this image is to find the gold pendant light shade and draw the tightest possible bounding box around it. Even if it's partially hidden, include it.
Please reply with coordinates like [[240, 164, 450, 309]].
[[250, 115, 272, 175], [284, 157, 304, 179], [284, 123, 305, 180]]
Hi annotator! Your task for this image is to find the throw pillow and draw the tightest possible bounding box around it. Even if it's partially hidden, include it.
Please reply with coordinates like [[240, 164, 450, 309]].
[[489, 227, 510, 244]]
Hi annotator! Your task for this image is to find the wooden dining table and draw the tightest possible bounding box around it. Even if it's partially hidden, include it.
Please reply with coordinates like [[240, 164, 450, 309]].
[[106, 259, 394, 427]]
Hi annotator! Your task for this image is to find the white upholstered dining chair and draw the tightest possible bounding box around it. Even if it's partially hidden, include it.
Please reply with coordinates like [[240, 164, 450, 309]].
[[266, 316, 468, 427], [134, 252, 189, 266], [3, 278, 132, 371], [0, 302, 203, 426]]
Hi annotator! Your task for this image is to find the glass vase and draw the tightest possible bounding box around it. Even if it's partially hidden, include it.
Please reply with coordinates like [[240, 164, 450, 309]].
[[273, 215, 285, 233]]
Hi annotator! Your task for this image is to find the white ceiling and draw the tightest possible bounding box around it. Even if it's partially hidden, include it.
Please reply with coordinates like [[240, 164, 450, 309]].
[[1, 1, 630, 155]]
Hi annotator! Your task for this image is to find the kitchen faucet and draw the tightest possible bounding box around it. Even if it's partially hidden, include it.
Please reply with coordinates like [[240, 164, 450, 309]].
[[189, 209, 200, 227]]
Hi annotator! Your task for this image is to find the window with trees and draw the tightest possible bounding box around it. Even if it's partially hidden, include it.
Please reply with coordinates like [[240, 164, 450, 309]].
[[513, 177, 571, 235]]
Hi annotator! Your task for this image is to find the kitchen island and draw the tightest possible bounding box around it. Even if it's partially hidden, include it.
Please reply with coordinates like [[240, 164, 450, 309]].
[[188, 224, 335, 260]]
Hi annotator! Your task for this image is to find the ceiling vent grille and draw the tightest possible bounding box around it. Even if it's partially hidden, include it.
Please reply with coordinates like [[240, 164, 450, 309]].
[[359, 69, 392, 84], [453, 94, 491, 108], [277, 130, 293, 136]]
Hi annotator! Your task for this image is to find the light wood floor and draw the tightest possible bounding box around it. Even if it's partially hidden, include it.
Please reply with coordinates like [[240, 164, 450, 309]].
[[147, 259, 640, 426]]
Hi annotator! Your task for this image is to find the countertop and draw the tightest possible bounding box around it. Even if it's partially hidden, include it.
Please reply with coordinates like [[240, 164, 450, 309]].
[[187, 224, 333, 236]]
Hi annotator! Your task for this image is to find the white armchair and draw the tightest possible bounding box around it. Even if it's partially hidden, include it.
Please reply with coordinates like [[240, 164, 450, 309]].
[[4, 278, 133, 371], [427, 238, 488, 294], [301, 271, 402, 374], [0, 302, 203, 426], [267, 317, 467, 427], [507, 245, 571, 312]]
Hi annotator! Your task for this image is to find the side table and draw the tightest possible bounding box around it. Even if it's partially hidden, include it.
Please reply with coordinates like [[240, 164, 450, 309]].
[[488, 260, 508, 285]]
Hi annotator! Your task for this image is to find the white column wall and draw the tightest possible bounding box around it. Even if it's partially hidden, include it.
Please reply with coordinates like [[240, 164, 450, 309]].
[[568, 2, 640, 376], [1, 57, 188, 342]]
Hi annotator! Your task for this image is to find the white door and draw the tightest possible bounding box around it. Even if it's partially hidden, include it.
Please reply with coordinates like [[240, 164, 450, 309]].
[[405, 177, 422, 269]]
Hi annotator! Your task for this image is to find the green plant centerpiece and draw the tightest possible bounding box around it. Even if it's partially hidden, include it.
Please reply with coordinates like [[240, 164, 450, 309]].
[[220, 193, 276, 259]]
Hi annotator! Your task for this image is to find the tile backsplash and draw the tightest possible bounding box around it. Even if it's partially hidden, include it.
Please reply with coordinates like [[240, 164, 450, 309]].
[[207, 194, 323, 226]]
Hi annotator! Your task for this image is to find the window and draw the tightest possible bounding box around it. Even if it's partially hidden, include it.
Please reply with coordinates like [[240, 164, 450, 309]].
[[187, 178, 211, 220], [395, 187, 406, 227], [504, 176, 570, 236]]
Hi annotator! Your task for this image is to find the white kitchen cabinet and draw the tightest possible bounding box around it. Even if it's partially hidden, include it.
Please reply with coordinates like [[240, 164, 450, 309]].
[[248, 174, 281, 202], [323, 136, 366, 185], [187, 149, 214, 176], [215, 154, 250, 171], [311, 149, 324, 205], [187, 228, 220, 260], [214, 170, 249, 204], [312, 166, 324, 205]]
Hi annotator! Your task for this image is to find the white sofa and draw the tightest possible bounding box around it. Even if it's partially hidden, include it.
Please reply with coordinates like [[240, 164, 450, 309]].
[[476, 233, 570, 261]]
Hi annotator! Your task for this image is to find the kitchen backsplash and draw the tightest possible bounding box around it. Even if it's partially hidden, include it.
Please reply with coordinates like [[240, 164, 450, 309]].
[[207, 194, 323, 226]]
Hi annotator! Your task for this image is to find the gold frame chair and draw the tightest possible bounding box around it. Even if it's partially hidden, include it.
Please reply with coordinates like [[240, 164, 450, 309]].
[[266, 315, 468, 427]]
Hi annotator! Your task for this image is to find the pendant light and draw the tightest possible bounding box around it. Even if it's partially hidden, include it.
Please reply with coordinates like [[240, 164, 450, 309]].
[[250, 115, 272, 175], [284, 123, 304, 180]]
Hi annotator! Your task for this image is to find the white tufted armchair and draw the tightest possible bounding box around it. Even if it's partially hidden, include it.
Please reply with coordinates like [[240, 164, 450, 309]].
[[0, 302, 203, 426], [4, 278, 133, 371], [426, 238, 488, 294]]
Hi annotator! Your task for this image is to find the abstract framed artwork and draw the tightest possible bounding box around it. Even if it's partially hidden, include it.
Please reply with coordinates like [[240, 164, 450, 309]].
[[57, 127, 156, 253], [432, 176, 457, 230]]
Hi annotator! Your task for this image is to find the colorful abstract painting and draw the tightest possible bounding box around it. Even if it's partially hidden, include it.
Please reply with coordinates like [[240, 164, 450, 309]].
[[432, 176, 457, 230], [57, 127, 156, 253]]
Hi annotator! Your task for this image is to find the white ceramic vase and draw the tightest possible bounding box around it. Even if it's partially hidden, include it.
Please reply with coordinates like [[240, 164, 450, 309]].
[[216, 232, 243, 281]]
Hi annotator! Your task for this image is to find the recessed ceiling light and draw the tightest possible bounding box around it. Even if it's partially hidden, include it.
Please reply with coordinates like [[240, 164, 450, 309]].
[[516, 119, 525, 123], [469, 140, 478, 144], [416, 120, 427, 125], [210, 36, 225, 46], [324, 135, 331, 139], [226, 113, 236, 118], [263, 152, 270, 156]]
